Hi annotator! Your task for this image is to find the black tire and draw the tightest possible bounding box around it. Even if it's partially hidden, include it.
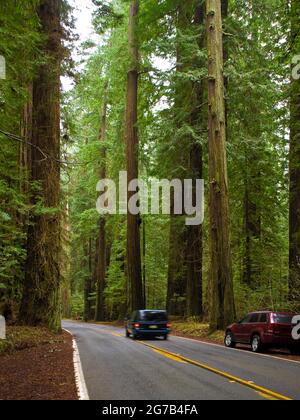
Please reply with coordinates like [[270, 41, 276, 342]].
[[126, 329, 130, 338], [224, 332, 236, 348], [132, 333, 138, 340], [251, 335, 263, 353], [163, 335, 168, 341]]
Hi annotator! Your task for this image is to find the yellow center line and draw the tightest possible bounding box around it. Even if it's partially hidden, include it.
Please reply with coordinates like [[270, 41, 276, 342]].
[[152, 348, 187, 364], [136, 341, 293, 401], [111, 332, 123, 337], [107, 331, 292, 401], [257, 391, 278, 401]]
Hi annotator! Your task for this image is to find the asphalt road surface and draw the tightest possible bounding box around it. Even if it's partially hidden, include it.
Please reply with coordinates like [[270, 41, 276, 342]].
[[62, 321, 300, 401]]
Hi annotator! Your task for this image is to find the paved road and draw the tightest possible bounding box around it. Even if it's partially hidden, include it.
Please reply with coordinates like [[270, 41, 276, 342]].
[[63, 321, 300, 400]]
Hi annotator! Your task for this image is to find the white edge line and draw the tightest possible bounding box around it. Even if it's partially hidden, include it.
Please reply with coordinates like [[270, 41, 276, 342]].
[[172, 334, 300, 366], [63, 328, 90, 401]]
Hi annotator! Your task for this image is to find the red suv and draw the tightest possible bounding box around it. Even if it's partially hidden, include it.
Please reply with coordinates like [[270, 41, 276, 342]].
[[225, 311, 300, 354]]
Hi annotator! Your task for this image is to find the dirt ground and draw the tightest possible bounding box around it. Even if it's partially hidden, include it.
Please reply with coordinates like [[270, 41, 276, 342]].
[[0, 329, 77, 400]]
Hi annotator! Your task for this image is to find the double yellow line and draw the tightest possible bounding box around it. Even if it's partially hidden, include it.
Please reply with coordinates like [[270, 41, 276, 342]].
[[135, 340, 293, 401]]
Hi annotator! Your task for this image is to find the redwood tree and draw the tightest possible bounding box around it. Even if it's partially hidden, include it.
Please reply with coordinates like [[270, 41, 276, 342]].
[[95, 84, 108, 321], [19, 0, 62, 332], [126, 0, 144, 312], [206, 0, 235, 330], [186, 1, 205, 318]]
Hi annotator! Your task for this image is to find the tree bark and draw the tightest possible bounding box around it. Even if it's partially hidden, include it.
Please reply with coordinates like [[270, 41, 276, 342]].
[[243, 175, 261, 287], [186, 2, 205, 318], [289, 0, 300, 308], [206, 0, 235, 330], [95, 84, 108, 321], [126, 0, 144, 312], [167, 213, 187, 316], [84, 239, 93, 322], [19, 0, 62, 332]]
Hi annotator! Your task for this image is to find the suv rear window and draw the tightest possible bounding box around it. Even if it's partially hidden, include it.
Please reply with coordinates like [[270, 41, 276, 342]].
[[259, 313, 268, 323], [140, 311, 168, 322], [272, 314, 293, 324], [250, 314, 260, 323]]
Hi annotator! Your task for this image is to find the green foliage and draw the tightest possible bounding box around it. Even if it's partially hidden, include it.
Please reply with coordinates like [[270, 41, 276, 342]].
[[70, 294, 84, 320], [0, 1, 41, 316]]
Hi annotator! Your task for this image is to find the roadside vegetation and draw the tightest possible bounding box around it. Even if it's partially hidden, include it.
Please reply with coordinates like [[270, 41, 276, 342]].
[[0, 326, 71, 356]]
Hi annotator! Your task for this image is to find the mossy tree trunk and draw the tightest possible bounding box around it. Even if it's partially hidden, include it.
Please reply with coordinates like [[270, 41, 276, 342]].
[[206, 0, 235, 331], [186, 1, 205, 319]]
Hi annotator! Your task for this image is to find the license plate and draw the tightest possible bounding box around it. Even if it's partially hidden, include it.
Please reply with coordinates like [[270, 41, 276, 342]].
[[149, 325, 158, 329]]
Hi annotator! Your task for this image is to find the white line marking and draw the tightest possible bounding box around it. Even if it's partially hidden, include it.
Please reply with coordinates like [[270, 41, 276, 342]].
[[64, 329, 90, 401]]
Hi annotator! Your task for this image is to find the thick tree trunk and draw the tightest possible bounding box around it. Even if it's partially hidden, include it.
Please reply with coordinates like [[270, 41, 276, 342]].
[[241, 1, 262, 289], [221, 0, 228, 132], [206, 0, 235, 331], [289, 0, 300, 307], [186, 2, 205, 318], [19, 0, 62, 332], [95, 85, 108, 321], [126, 0, 144, 312]]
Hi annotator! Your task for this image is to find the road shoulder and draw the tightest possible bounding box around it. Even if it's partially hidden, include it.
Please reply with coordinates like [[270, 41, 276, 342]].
[[0, 327, 78, 400]]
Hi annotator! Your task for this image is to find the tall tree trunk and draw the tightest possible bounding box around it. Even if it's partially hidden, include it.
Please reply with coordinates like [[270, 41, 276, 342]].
[[95, 84, 108, 321], [206, 0, 235, 331], [241, 1, 262, 289], [126, 0, 144, 312], [167, 212, 187, 316], [186, 2, 205, 318], [289, 0, 300, 307], [221, 0, 228, 133], [243, 176, 261, 287], [84, 239, 93, 322], [19, 0, 62, 332], [142, 218, 146, 307]]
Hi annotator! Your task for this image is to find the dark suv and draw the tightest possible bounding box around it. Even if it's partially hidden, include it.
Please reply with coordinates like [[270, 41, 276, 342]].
[[125, 310, 171, 340], [225, 311, 300, 354]]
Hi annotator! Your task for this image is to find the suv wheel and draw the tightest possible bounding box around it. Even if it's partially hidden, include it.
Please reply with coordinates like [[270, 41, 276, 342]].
[[126, 329, 130, 338], [251, 335, 262, 353], [224, 332, 236, 348]]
